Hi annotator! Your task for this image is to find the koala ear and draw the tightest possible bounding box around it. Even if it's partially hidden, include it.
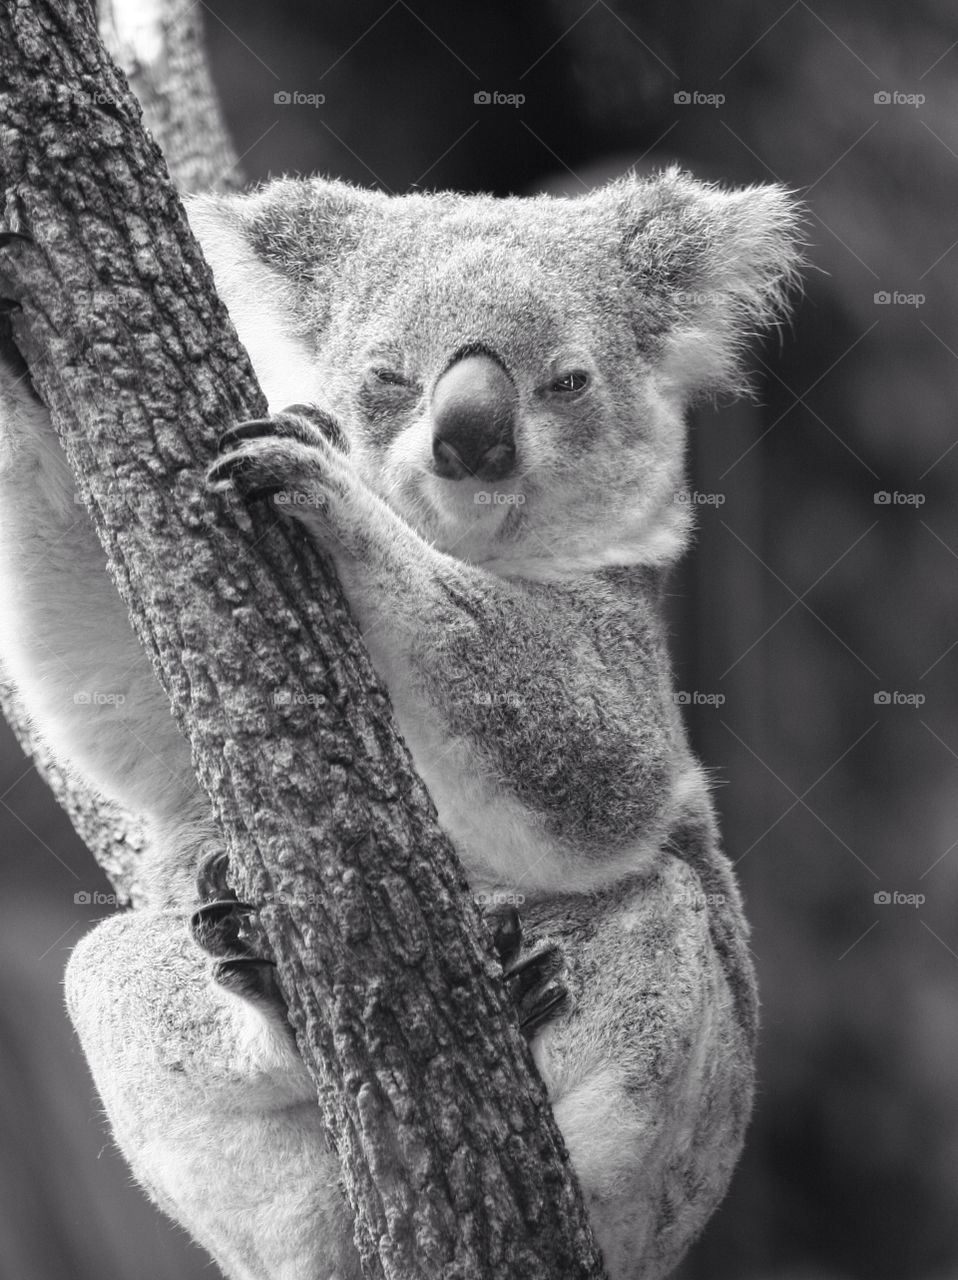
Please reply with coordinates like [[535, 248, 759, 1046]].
[[188, 178, 380, 330], [615, 168, 804, 399], [186, 179, 380, 409]]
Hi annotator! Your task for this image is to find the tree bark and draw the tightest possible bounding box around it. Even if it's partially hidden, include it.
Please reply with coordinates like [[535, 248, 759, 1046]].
[[0, 0, 241, 906], [0, 3, 607, 1278], [98, 0, 243, 193]]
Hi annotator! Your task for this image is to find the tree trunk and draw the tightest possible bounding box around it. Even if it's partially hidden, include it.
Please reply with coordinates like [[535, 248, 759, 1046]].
[[98, 0, 243, 193], [0, 2, 607, 1277], [0, 0, 240, 905]]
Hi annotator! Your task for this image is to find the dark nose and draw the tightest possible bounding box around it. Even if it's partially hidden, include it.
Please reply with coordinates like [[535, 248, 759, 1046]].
[[431, 352, 517, 482]]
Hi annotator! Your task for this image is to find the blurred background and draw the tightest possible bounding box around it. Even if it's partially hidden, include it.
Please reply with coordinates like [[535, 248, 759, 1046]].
[[2, 0, 956, 1276]]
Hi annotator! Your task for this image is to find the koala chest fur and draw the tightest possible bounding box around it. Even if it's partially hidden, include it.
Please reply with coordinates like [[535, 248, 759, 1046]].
[[188, 170, 798, 899]]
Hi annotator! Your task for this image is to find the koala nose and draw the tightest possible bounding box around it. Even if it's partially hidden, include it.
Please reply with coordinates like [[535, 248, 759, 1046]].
[[431, 352, 517, 482]]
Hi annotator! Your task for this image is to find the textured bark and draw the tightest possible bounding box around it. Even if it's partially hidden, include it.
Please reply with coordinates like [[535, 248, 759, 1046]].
[[98, 0, 243, 194], [0, 3, 607, 1277], [0, 0, 240, 903], [0, 0, 239, 907]]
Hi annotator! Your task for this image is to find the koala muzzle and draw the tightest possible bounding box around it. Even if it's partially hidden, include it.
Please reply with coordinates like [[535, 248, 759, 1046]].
[[431, 352, 517, 482]]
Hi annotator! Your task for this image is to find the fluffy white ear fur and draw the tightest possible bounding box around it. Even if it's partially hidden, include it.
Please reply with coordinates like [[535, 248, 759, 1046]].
[[186, 196, 322, 414], [617, 168, 803, 400]]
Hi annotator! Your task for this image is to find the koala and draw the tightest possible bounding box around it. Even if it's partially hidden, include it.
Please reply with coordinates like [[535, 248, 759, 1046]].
[[0, 167, 799, 1280]]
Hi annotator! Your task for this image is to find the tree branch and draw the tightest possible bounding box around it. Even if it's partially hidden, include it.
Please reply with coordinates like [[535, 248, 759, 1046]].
[[0, 2, 606, 1276], [98, 0, 243, 193]]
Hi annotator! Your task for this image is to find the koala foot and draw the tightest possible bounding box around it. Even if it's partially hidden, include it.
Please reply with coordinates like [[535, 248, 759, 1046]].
[[486, 904, 570, 1037], [190, 851, 286, 1010]]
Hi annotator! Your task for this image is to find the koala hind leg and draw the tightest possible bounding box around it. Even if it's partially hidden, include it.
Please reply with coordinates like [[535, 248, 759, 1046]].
[[65, 907, 362, 1280]]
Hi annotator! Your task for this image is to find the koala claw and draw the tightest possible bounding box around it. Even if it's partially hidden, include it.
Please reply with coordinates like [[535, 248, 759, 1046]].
[[212, 955, 285, 1007], [217, 405, 347, 455], [488, 903, 522, 966], [190, 898, 256, 958], [485, 902, 570, 1037], [205, 450, 280, 501], [207, 409, 349, 513], [195, 848, 234, 901], [503, 939, 570, 1035], [514, 978, 570, 1037], [190, 850, 287, 1013]]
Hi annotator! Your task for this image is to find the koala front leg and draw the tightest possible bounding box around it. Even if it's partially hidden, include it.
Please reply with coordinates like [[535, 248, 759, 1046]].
[[209, 409, 679, 892], [66, 903, 363, 1280]]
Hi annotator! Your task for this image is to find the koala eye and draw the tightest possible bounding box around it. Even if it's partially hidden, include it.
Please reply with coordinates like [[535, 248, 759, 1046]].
[[371, 367, 412, 389], [550, 370, 590, 394]]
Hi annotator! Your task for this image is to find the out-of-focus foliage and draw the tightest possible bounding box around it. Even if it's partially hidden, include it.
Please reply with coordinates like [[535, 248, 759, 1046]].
[[1, 1, 954, 1277]]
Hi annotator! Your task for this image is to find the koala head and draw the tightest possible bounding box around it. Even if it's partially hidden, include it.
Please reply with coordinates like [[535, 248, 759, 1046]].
[[189, 170, 800, 578]]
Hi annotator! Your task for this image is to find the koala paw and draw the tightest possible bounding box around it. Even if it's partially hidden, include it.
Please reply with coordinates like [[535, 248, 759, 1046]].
[[485, 903, 570, 1038], [190, 851, 287, 1011], [208, 404, 350, 507]]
